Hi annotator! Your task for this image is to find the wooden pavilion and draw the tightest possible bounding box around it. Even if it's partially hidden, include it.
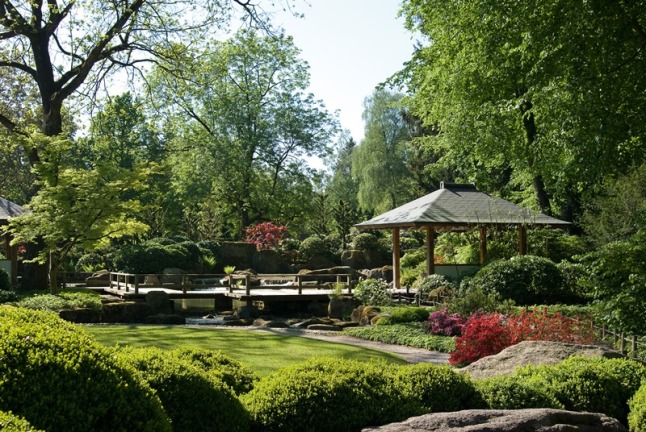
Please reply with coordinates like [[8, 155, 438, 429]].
[[355, 182, 571, 288], [0, 196, 26, 286]]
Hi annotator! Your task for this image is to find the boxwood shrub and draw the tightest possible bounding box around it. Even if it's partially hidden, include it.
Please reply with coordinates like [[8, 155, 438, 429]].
[[0, 306, 171, 432], [475, 375, 564, 410], [513, 356, 646, 424], [394, 363, 480, 413], [629, 380, 646, 432], [242, 357, 414, 432], [387, 306, 431, 324], [171, 346, 258, 395], [354, 279, 391, 306], [0, 410, 43, 431], [115, 346, 249, 432]]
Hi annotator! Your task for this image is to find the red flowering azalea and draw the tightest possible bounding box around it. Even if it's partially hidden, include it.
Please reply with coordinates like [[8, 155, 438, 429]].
[[245, 222, 288, 251]]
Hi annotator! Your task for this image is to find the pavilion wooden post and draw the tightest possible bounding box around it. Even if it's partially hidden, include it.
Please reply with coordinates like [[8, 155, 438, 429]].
[[426, 226, 435, 276], [392, 228, 401, 289], [518, 225, 528, 255], [479, 226, 487, 265], [3, 233, 18, 287]]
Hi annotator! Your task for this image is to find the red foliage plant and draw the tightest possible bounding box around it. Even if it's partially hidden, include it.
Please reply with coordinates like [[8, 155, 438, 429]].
[[244, 222, 288, 251], [449, 308, 596, 366]]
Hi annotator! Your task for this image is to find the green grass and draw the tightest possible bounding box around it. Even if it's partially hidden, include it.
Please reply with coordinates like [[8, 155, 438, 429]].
[[84, 325, 407, 376], [344, 323, 456, 352]]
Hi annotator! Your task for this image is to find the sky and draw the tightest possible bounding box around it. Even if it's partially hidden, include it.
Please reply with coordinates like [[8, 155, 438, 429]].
[[272, 1, 415, 146]]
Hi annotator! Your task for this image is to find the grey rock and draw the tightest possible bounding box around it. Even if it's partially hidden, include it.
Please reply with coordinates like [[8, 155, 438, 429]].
[[462, 340, 623, 380], [145, 290, 173, 314], [86, 269, 110, 287], [362, 409, 627, 432]]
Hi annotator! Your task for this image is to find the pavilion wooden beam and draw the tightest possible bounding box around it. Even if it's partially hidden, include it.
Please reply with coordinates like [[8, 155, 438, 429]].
[[479, 226, 487, 265], [392, 228, 401, 289], [518, 225, 528, 255], [426, 226, 435, 276]]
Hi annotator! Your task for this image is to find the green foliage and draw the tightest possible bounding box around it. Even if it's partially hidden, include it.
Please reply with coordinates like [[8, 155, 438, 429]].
[[0, 411, 43, 432], [388, 306, 430, 324], [578, 231, 646, 334], [298, 236, 330, 260], [449, 284, 512, 316], [344, 324, 456, 353], [171, 346, 258, 395], [514, 356, 646, 424], [112, 238, 212, 273], [352, 232, 383, 252], [74, 252, 109, 272], [629, 381, 646, 432], [17, 289, 102, 311], [0, 269, 9, 291], [528, 229, 588, 263], [475, 375, 564, 410], [115, 346, 249, 432], [414, 274, 457, 302], [354, 279, 392, 306], [0, 306, 171, 432], [401, 248, 426, 268], [0, 290, 18, 304], [395, 363, 480, 413], [242, 357, 413, 432], [468, 255, 567, 305]]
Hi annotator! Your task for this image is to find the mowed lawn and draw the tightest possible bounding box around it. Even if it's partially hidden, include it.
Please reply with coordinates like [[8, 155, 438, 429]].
[[84, 325, 407, 376]]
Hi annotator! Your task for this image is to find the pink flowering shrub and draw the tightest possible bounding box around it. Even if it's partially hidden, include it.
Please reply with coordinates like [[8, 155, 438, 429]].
[[426, 308, 466, 336], [245, 222, 288, 251]]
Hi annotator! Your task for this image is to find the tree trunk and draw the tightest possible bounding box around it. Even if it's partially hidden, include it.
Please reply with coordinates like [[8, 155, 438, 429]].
[[520, 98, 552, 215], [48, 253, 60, 294], [532, 174, 552, 216]]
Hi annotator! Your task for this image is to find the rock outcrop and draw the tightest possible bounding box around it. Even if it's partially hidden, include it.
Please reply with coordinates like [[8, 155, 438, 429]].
[[461, 340, 623, 380], [362, 409, 627, 432]]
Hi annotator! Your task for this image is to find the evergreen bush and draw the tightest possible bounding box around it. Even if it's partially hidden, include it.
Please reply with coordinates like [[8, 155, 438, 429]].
[[352, 232, 382, 252], [388, 306, 431, 324], [468, 255, 564, 305], [414, 274, 456, 302], [171, 346, 258, 395], [475, 375, 563, 410], [242, 357, 413, 432], [115, 346, 249, 432], [629, 380, 646, 432], [0, 307, 171, 432], [354, 279, 391, 306], [299, 236, 330, 260], [0, 410, 43, 432]]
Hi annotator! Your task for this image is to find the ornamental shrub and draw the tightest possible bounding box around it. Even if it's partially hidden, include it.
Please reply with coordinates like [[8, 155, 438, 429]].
[[514, 356, 646, 424], [0, 269, 10, 291], [115, 346, 249, 432], [245, 222, 288, 251], [469, 255, 564, 305], [388, 306, 431, 324], [0, 289, 18, 304], [0, 411, 42, 432], [242, 357, 413, 432], [298, 236, 329, 260], [414, 274, 457, 303], [629, 380, 646, 432], [475, 375, 563, 410], [352, 232, 382, 252], [394, 363, 480, 413], [449, 312, 511, 366], [171, 346, 258, 395], [426, 308, 466, 336], [0, 306, 171, 432], [354, 279, 392, 306]]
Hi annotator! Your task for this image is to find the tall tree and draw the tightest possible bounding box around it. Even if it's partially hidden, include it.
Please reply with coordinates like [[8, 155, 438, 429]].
[[327, 131, 360, 207], [398, 0, 646, 218], [352, 89, 417, 213], [152, 29, 337, 237]]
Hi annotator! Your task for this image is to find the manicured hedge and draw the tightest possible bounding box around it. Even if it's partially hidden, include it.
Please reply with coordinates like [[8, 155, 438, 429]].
[[242, 357, 413, 432], [0, 306, 171, 432], [115, 346, 249, 432], [385, 306, 430, 324], [475, 375, 564, 410], [629, 380, 646, 432], [0, 410, 43, 431], [171, 346, 258, 395]]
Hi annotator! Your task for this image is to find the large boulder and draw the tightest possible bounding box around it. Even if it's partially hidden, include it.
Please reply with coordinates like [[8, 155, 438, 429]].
[[219, 241, 256, 270], [328, 296, 360, 320], [145, 290, 173, 314], [461, 340, 624, 380], [253, 249, 287, 273], [341, 249, 388, 269], [298, 266, 358, 283], [360, 266, 393, 282], [362, 409, 626, 432], [86, 269, 110, 287]]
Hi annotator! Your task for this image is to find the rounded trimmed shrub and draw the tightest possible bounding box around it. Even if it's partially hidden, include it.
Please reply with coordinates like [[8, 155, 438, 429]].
[[242, 357, 414, 432], [414, 274, 457, 302], [171, 346, 258, 395], [354, 279, 391, 306], [352, 233, 382, 252], [388, 306, 431, 324], [629, 381, 646, 432], [475, 375, 563, 410], [0, 410, 42, 431], [469, 255, 564, 305], [0, 306, 171, 432], [299, 236, 329, 260], [115, 346, 249, 432], [394, 363, 480, 413]]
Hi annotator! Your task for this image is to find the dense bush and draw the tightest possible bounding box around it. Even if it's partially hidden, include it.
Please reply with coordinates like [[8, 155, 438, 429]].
[[449, 284, 512, 316], [514, 356, 646, 424], [74, 252, 109, 272], [245, 222, 288, 251], [468, 255, 566, 305], [426, 308, 466, 336], [0, 411, 43, 432], [115, 346, 249, 432], [414, 274, 457, 302], [0, 307, 171, 432], [352, 232, 383, 252], [242, 357, 412, 432], [171, 346, 258, 395], [344, 324, 456, 353], [387, 306, 431, 324], [475, 375, 564, 410], [394, 363, 480, 413], [527, 229, 588, 263], [449, 309, 595, 366], [17, 288, 102, 311], [298, 236, 330, 260], [112, 238, 214, 273], [354, 279, 391, 306], [0, 289, 18, 304], [629, 380, 646, 432], [0, 269, 10, 291]]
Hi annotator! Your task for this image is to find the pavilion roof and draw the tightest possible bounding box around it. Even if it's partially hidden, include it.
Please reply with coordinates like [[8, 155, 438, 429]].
[[0, 197, 26, 223], [355, 182, 570, 231]]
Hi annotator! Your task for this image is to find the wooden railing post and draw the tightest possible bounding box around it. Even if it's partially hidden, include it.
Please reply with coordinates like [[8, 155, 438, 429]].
[[347, 274, 352, 294], [632, 335, 638, 359], [245, 274, 250, 296], [620, 332, 626, 355], [297, 275, 303, 295], [134, 275, 139, 295], [182, 275, 187, 294], [228, 275, 233, 293]]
